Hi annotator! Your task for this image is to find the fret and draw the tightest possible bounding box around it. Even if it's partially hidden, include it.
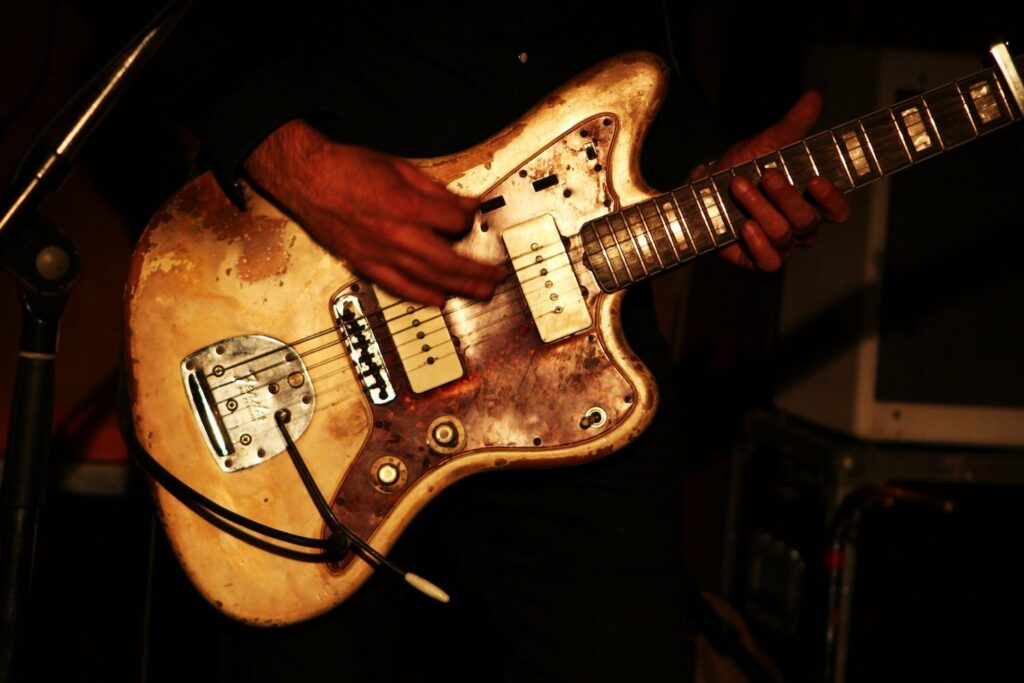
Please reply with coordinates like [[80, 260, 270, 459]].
[[756, 151, 787, 180], [959, 71, 1014, 132], [623, 206, 660, 274], [638, 200, 674, 268], [886, 108, 914, 166], [711, 170, 744, 239], [606, 213, 642, 281], [858, 120, 881, 174], [593, 218, 622, 286], [805, 131, 854, 192], [708, 174, 737, 240], [892, 97, 941, 162], [691, 179, 731, 245], [801, 140, 819, 177], [674, 188, 715, 253], [733, 161, 761, 183], [656, 194, 692, 261], [919, 96, 945, 150], [779, 142, 816, 188], [860, 110, 910, 175], [925, 83, 976, 148], [954, 82, 980, 136], [580, 224, 617, 290], [832, 123, 880, 183], [635, 206, 665, 269], [829, 129, 856, 188]]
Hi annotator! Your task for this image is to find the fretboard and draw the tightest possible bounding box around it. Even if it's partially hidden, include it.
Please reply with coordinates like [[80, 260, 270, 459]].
[[581, 57, 1024, 291]]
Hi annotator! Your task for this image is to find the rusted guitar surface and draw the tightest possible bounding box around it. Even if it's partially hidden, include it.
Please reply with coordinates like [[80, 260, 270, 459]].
[[126, 53, 666, 625], [125, 48, 1023, 625]]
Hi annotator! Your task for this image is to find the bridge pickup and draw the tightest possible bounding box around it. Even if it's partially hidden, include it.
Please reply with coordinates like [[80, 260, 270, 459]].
[[372, 287, 464, 394], [502, 215, 592, 343], [333, 294, 396, 405]]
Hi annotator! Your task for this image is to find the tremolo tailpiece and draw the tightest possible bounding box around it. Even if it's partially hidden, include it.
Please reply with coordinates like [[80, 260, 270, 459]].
[[181, 335, 315, 472]]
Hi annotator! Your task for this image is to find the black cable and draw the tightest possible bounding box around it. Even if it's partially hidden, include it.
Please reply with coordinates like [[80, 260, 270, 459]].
[[131, 438, 331, 552]]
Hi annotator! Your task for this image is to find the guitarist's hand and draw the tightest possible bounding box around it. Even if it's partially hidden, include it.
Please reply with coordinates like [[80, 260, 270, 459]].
[[691, 91, 851, 271], [243, 119, 505, 306]]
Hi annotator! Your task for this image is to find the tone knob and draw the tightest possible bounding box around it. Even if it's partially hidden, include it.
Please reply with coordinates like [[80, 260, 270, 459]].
[[426, 415, 466, 455], [432, 421, 457, 447], [370, 456, 407, 493], [377, 463, 400, 486]]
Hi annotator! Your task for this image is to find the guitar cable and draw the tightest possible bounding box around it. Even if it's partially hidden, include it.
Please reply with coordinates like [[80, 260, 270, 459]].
[[273, 409, 450, 602], [128, 406, 449, 601]]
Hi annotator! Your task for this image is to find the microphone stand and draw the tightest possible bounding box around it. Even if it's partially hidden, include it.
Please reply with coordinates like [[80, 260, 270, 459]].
[[0, 3, 192, 680]]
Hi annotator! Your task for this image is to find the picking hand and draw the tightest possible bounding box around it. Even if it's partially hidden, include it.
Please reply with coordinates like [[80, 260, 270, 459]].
[[243, 120, 504, 306]]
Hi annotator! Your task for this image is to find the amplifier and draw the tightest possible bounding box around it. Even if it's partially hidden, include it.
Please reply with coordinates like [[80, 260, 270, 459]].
[[774, 47, 1024, 446]]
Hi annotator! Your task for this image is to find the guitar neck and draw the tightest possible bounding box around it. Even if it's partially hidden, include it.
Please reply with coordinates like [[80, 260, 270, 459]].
[[581, 55, 1024, 292]]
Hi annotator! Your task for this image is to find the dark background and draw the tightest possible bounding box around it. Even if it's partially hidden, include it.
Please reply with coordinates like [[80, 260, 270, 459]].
[[1, 2, 1020, 680]]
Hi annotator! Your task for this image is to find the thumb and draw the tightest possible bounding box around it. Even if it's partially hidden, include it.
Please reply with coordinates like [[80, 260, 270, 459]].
[[748, 90, 823, 153]]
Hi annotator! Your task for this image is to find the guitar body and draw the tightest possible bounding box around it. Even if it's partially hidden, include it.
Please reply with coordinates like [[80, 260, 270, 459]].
[[125, 52, 669, 625]]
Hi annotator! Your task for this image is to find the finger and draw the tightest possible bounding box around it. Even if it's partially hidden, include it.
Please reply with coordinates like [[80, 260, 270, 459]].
[[379, 188, 475, 235], [747, 91, 823, 152], [730, 174, 793, 251], [393, 161, 480, 215], [807, 176, 851, 223], [718, 243, 758, 270], [740, 221, 783, 271], [357, 260, 447, 306], [687, 162, 713, 181], [761, 170, 819, 236], [386, 226, 505, 298]]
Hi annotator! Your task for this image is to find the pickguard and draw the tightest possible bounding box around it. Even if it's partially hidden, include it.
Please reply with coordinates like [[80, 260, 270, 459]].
[[325, 114, 637, 568]]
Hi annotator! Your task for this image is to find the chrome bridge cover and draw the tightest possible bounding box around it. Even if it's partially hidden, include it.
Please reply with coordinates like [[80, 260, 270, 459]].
[[180, 335, 315, 472]]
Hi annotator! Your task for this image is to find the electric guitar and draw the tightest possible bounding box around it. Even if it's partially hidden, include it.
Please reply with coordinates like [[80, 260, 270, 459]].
[[125, 49, 1024, 625]]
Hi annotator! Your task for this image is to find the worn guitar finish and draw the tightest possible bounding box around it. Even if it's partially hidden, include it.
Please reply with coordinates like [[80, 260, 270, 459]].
[[126, 48, 1024, 625], [126, 53, 665, 625]]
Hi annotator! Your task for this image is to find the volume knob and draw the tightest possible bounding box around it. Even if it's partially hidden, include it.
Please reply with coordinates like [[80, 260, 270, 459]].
[[432, 422, 457, 447], [427, 415, 466, 454], [377, 463, 400, 486]]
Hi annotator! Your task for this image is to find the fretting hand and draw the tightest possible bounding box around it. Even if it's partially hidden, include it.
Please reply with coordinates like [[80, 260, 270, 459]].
[[691, 91, 852, 271]]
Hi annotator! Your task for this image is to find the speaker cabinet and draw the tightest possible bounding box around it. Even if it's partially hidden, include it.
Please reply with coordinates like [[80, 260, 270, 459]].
[[775, 47, 1024, 446], [725, 412, 1024, 682]]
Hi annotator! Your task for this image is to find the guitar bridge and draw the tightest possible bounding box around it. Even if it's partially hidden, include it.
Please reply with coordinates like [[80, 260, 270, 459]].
[[181, 335, 315, 472]]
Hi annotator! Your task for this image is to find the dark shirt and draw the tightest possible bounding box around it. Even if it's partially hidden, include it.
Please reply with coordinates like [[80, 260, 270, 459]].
[[153, 1, 724, 193]]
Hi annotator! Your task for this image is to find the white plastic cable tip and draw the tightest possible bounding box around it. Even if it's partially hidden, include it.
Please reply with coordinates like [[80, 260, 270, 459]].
[[405, 573, 450, 603]]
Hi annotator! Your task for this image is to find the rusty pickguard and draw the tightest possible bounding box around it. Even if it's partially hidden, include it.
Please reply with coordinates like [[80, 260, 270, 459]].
[[323, 114, 640, 570], [126, 52, 669, 625]]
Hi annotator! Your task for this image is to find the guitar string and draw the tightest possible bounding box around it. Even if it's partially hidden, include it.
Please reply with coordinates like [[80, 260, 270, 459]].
[[206, 254, 579, 395], [209, 89, 1006, 382], [206, 240, 575, 382], [211, 99, 1012, 419], [206, 253, 581, 403], [211, 246, 592, 437], [205, 93, 1016, 418], [252, 71, 1014, 372], [209, 118, 971, 412], [211, 256, 583, 418]]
